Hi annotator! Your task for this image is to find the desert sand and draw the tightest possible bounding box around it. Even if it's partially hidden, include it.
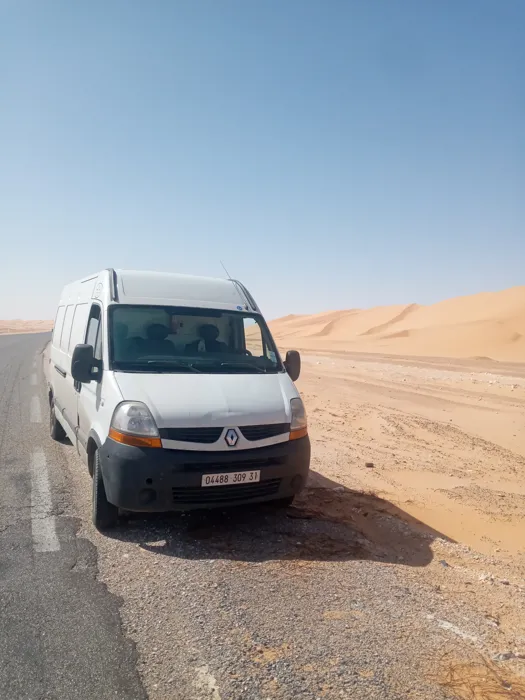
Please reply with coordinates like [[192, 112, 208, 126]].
[[289, 351, 525, 693], [294, 351, 525, 559], [269, 286, 525, 362], [272, 285, 525, 614], [0, 320, 53, 335]]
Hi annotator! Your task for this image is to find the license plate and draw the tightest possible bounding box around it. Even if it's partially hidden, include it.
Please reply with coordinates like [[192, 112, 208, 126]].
[[201, 470, 261, 487]]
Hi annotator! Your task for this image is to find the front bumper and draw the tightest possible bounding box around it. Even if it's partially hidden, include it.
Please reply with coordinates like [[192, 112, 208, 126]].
[[98, 436, 311, 512]]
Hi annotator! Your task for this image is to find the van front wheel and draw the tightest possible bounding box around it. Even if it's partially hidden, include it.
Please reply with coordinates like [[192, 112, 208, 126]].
[[92, 449, 118, 531]]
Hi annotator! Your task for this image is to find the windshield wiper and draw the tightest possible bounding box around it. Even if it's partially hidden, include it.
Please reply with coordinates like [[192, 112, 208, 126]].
[[218, 361, 267, 373], [187, 358, 267, 373], [145, 359, 203, 373]]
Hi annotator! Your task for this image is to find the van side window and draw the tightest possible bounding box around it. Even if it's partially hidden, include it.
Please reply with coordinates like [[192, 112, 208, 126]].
[[85, 305, 102, 361], [69, 303, 90, 352], [53, 306, 66, 347], [95, 325, 103, 361], [243, 317, 265, 358], [60, 305, 75, 353]]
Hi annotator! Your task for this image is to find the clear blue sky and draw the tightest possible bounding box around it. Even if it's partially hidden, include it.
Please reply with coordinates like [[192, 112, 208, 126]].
[[1, 0, 523, 320]]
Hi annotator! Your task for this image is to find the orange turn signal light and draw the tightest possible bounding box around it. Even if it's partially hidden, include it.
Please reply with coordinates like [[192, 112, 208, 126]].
[[289, 426, 308, 441], [109, 428, 162, 449]]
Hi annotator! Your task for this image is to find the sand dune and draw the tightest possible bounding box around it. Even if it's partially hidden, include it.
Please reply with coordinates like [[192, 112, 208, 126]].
[[0, 320, 53, 335], [269, 286, 525, 361]]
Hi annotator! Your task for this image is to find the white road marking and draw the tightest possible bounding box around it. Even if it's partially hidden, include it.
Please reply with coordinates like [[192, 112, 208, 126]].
[[30, 450, 60, 553], [30, 395, 42, 423], [30, 373, 37, 385]]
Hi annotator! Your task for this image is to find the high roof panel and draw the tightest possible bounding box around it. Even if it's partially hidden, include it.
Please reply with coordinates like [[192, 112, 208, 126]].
[[115, 270, 253, 310]]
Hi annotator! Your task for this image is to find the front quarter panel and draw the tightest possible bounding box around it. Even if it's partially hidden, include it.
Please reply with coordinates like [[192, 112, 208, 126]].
[[79, 370, 123, 448], [279, 372, 302, 421]]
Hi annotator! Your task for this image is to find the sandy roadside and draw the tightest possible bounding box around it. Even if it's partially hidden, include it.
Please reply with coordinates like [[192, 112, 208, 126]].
[[0, 321, 53, 335], [294, 350, 525, 560]]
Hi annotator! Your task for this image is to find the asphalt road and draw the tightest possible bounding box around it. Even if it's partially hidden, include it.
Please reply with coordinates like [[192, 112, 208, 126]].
[[0, 333, 145, 700]]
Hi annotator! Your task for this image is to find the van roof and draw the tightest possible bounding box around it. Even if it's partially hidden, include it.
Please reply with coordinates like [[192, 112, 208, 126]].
[[113, 269, 259, 312], [58, 269, 260, 313]]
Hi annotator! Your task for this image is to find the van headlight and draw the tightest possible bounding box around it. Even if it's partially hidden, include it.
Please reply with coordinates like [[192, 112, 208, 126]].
[[290, 398, 308, 440], [109, 402, 161, 448]]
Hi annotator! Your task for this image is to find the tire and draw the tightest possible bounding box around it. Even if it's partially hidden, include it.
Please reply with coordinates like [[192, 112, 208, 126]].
[[49, 403, 66, 442], [92, 449, 118, 531]]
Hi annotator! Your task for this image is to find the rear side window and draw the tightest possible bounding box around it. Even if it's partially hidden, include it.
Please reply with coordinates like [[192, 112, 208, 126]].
[[60, 305, 75, 352], [69, 303, 90, 352], [53, 306, 65, 347], [85, 305, 102, 361]]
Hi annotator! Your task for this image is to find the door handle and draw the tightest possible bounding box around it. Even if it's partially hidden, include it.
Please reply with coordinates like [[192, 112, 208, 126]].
[[54, 365, 66, 378]]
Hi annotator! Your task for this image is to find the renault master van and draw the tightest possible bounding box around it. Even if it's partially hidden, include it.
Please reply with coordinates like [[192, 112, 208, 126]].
[[48, 269, 310, 530]]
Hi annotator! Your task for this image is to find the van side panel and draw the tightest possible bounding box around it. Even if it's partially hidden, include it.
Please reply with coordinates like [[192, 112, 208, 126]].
[[49, 273, 111, 448]]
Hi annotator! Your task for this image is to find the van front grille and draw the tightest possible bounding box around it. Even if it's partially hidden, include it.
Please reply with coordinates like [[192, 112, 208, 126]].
[[160, 424, 291, 444], [239, 424, 290, 441], [159, 427, 223, 444], [172, 479, 281, 504]]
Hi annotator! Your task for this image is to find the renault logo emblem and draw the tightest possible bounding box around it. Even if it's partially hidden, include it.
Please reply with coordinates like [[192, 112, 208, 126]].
[[225, 428, 239, 447]]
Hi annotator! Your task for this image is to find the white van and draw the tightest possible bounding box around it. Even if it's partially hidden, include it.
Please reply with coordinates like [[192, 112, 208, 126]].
[[48, 269, 310, 530]]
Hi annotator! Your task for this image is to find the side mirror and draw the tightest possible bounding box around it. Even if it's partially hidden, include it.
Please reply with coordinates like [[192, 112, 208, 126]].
[[71, 344, 96, 383], [285, 350, 301, 382]]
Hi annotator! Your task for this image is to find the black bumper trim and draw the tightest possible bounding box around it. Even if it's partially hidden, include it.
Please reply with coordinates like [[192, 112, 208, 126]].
[[172, 479, 282, 504], [98, 436, 310, 512]]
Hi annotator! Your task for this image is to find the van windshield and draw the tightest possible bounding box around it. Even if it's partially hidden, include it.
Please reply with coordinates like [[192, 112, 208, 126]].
[[109, 305, 283, 374]]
